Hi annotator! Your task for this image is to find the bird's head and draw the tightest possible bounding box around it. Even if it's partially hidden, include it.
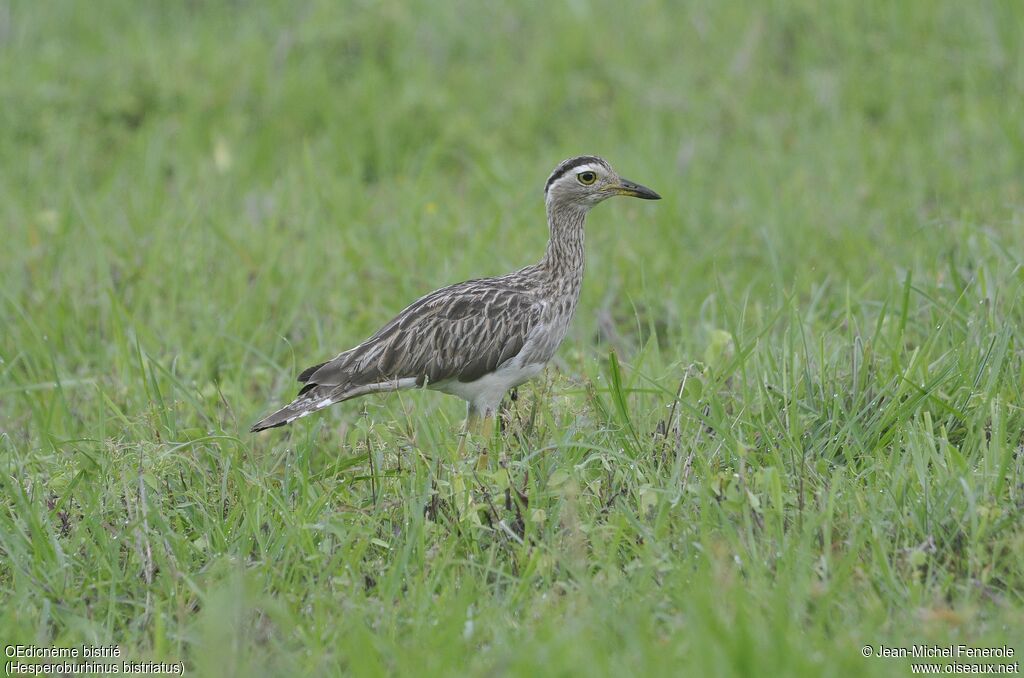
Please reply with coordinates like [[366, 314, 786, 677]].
[[543, 155, 661, 211]]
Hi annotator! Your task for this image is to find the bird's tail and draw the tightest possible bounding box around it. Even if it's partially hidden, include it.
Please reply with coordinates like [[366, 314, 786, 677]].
[[250, 384, 340, 432]]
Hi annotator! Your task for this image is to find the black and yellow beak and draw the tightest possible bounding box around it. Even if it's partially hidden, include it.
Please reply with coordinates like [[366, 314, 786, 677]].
[[614, 178, 661, 200]]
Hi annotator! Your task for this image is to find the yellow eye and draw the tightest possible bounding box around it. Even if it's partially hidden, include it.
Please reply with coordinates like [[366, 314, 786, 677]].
[[577, 171, 597, 185]]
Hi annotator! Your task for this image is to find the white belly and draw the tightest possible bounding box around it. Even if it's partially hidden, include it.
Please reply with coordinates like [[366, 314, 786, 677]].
[[432, 361, 545, 416]]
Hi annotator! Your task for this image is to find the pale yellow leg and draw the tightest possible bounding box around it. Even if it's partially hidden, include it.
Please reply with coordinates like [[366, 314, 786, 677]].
[[473, 413, 493, 473], [461, 410, 495, 470]]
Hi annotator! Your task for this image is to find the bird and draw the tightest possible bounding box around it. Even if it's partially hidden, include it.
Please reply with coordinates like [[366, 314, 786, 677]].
[[251, 155, 661, 434]]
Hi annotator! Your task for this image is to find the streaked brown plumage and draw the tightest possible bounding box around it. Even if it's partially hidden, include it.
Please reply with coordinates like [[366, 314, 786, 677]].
[[251, 156, 660, 432]]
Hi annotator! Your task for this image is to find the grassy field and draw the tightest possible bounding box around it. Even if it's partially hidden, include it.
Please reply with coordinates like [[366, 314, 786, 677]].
[[2, 0, 1023, 675]]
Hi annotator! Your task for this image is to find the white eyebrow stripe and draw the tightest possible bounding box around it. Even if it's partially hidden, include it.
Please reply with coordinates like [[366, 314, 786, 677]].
[[543, 155, 608, 193]]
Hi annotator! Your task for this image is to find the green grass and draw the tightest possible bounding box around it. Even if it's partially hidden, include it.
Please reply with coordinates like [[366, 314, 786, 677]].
[[2, 0, 1023, 675]]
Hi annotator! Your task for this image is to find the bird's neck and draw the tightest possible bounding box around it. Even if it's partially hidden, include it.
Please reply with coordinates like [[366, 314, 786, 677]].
[[540, 203, 587, 286]]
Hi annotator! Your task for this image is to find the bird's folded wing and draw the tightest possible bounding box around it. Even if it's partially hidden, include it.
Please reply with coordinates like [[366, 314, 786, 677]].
[[300, 280, 544, 390]]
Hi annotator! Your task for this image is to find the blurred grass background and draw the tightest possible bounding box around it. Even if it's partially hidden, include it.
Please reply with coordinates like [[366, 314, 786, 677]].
[[1, 1, 1023, 676]]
